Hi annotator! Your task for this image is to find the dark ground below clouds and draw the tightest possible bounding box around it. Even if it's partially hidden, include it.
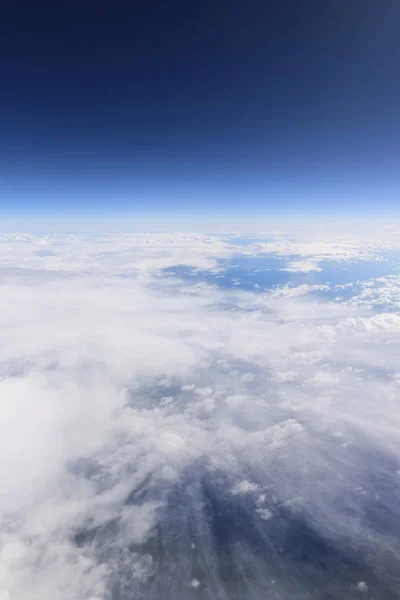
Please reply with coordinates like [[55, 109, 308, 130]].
[[74, 450, 400, 600]]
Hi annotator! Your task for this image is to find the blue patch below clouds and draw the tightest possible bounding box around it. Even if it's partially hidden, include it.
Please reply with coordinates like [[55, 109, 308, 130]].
[[162, 251, 399, 301]]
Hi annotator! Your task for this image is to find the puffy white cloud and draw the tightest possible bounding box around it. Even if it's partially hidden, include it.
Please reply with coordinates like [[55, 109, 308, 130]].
[[348, 274, 400, 310], [280, 259, 322, 272], [0, 231, 400, 598]]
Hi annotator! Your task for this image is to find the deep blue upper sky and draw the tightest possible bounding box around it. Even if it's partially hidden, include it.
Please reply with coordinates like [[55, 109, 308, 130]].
[[1, 0, 400, 220]]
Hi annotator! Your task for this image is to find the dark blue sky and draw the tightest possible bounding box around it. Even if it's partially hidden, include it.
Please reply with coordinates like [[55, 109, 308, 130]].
[[1, 0, 400, 220]]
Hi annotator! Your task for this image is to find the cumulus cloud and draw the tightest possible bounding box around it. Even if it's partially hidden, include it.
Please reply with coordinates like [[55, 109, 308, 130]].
[[280, 259, 322, 273], [0, 231, 400, 599], [348, 274, 400, 310]]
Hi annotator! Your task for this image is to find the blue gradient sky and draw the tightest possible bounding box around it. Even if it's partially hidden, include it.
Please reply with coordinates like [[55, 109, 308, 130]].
[[1, 1, 400, 222]]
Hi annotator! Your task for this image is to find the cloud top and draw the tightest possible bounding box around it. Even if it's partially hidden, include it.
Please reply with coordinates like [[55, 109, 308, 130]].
[[0, 231, 400, 599]]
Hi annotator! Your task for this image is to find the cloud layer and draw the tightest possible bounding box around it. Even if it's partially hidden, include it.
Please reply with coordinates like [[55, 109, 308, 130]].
[[0, 231, 400, 599]]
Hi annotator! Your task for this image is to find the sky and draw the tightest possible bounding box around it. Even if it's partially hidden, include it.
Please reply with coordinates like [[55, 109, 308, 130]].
[[1, 0, 400, 222]]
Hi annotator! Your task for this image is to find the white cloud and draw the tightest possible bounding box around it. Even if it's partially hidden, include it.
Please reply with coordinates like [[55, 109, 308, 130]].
[[0, 231, 399, 598], [347, 275, 400, 310], [231, 480, 259, 495], [280, 259, 322, 272], [269, 283, 330, 297], [236, 225, 400, 270]]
